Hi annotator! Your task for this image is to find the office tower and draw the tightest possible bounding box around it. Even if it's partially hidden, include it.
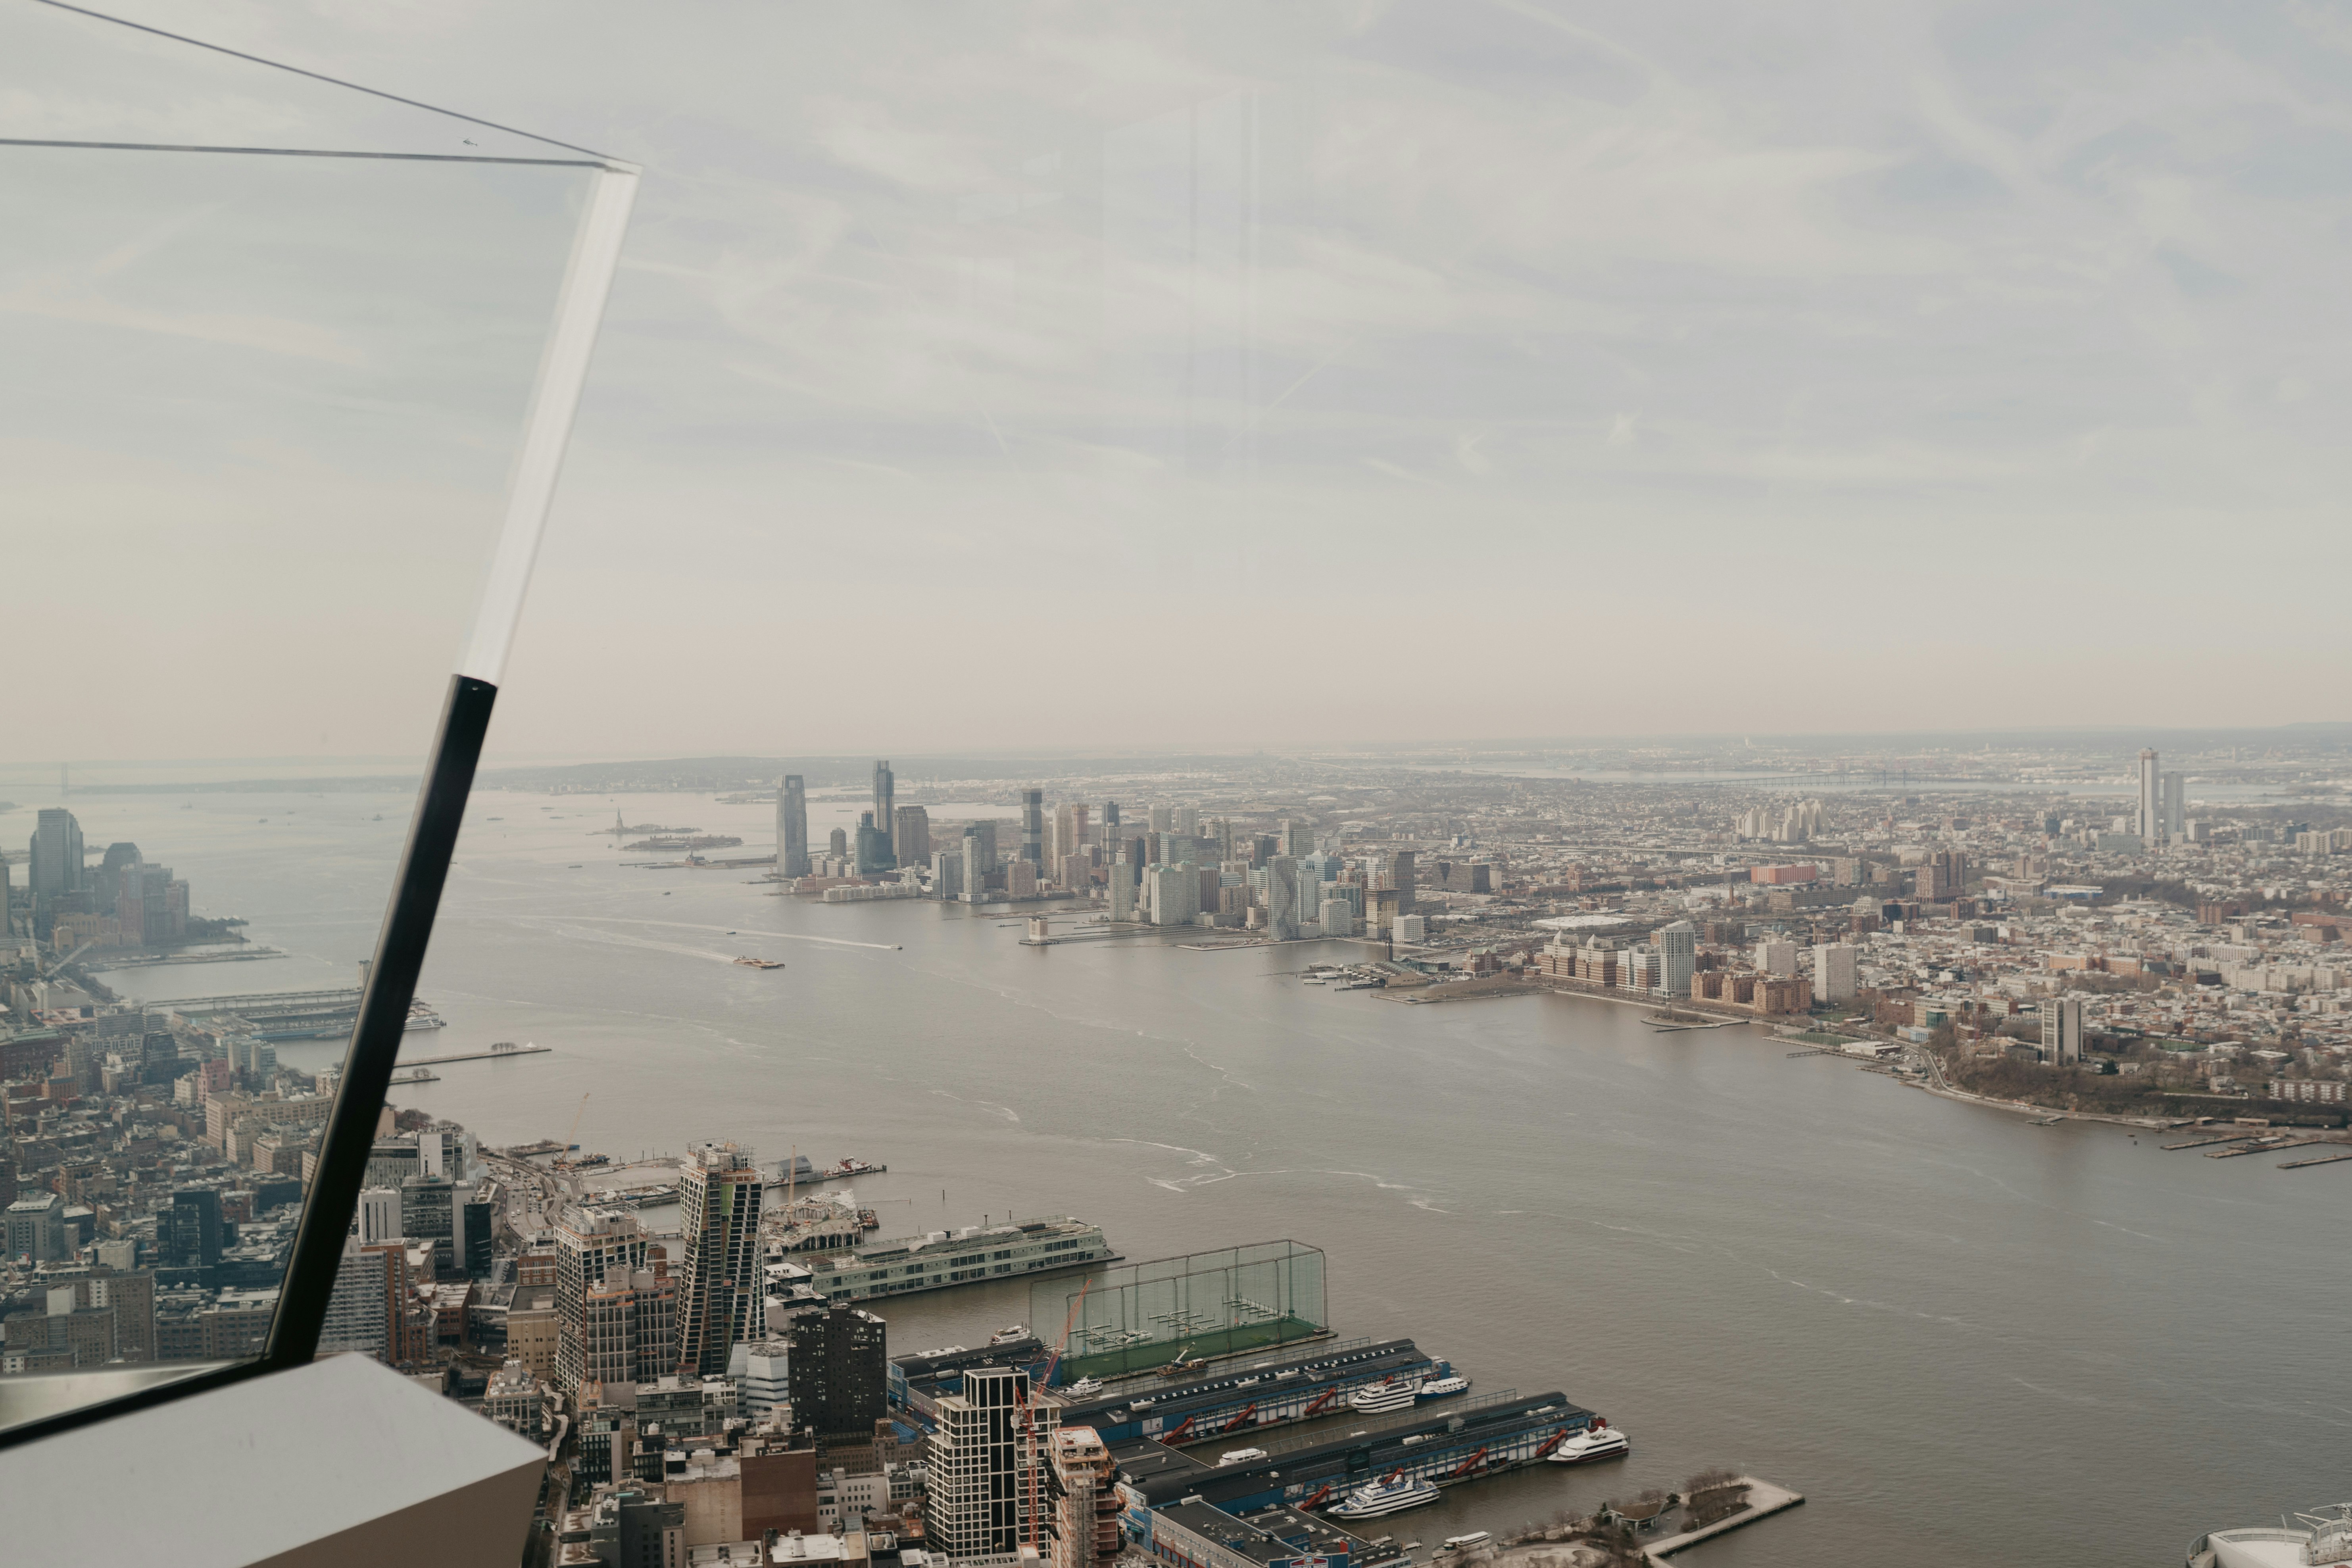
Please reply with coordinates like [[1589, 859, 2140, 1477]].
[[2042, 997, 2083, 1064], [932, 849, 964, 900], [926, 1364, 1056, 1559], [1172, 805, 1199, 836], [785, 1301, 888, 1438], [163, 1188, 222, 1269], [829, 827, 849, 859], [1814, 942, 1858, 1003], [1147, 865, 1199, 926], [1266, 857, 1301, 941], [1756, 940, 1797, 977], [963, 825, 989, 905], [462, 1193, 496, 1276], [96, 841, 142, 903], [1054, 803, 1091, 871], [1249, 834, 1276, 869], [2139, 748, 2160, 847], [1320, 897, 1355, 937], [1099, 801, 1119, 847], [1147, 805, 1173, 834], [401, 1177, 457, 1273], [355, 1186, 401, 1245], [872, 761, 896, 857], [676, 1141, 763, 1377], [1006, 859, 1038, 897], [1393, 913, 1426, 944], [2164, 772, 2186, 842], [1050, 1427, 1121, 1568], [1282, 819, 1312, 859], [29, 807, 85, 896], [0, 855, 11, 936], [894, 804, 932, 866], [555, 1206, 650, 1392], [854, 813, 895, 874], [1020, 788, 1045, 865], [1212, 818, 1235, 863], [6, 1191, 69, 1263], [778, 775, 810, 877], [1657, 921, 1697, 997], [1109, 861, 1136, 922]]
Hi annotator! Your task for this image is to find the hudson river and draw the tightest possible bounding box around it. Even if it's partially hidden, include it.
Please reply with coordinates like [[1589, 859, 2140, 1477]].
[[95, 786, 2348, 1565]]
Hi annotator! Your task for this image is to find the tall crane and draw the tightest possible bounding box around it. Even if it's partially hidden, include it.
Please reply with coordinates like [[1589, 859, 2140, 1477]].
[[552, 1093, 591, 1170]]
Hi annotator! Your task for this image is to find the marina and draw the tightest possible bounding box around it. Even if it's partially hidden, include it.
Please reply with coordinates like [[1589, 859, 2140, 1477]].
[[1050, 1338, 1450, 1445]]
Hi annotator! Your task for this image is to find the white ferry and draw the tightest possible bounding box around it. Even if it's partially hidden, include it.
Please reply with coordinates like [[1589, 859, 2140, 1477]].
[[990, 1324, 1029, 1345], [1329, 1474, 1440, 1520], [1547, 1422, 1629, 1465], [1064, 1376, 1104, 1397], [1217, 1447, 1268, 1466], [1416, 1375, 1470, 1399], [404, 1003, 446, 1031], [1440, 1533, 1493, 1553], [1347, 1378, 1422, 1414]]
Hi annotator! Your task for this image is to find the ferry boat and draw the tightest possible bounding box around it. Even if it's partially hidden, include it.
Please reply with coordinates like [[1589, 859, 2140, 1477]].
[[1547, 1422, 1629, 1465], [1217, 1447, 1268, 1467], [1416, 1375, 1470, 1399], [1329, 1475, 1440, 1520], [1064, 1376, 1104, 1397], [733, 956, 785, 969], [990, 1325, 1030, 1345], [1347, 1378, 1422, 1414], [404, 1003, 446, 1031], [1440, 1533, 1492, 1553]]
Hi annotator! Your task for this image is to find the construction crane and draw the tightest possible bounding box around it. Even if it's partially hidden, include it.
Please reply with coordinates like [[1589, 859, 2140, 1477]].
[[1040, 1277, 1091, 1390], [551, 1093, 591, 1170]]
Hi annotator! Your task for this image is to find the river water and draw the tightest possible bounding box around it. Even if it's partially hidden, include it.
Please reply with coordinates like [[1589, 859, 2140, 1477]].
[[88, 786, 2347, 1565]]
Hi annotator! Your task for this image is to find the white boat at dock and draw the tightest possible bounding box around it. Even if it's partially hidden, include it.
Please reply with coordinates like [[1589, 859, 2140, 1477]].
[[1328, 1474, 1440, 1520], [1547, 1422, 1629, 1465], [1416, 1375, 1470, 1399], [1347, 1378, 1422, 1414]]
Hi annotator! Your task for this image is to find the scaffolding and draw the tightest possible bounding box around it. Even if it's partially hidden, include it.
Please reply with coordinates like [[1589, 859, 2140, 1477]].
[[1033, 1240, 1327, 1383]]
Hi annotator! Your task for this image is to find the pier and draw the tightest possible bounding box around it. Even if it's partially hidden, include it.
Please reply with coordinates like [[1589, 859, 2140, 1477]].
[[394, 1042, 553, 1067]]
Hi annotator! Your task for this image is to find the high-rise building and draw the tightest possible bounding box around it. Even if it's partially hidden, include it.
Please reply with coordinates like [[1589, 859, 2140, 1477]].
[[319, 1234, 394, 1362], [784, 1301, 888, 1439], [1146, 805, 1173, 834], [1049, 1427, 1121, 1568], [925, 1364, 1055, 1559], [1099, 801, 1120, 847], [1756, 940, 1797, 978], [583, 1263, 678, 1389], [963, 826, 990, 905], [1282, 819, 1312, 859], [829, 828, 849, 859], [1172, 805, 1199, 837], [162, 1188, 221, 1269], [1147, 865, 1199, 927], [1266, 857, 1301, 941], [854, 813, 895, 875], [2043, 997, 2083, 1065], [932, 849, 964, 900], [1053, 803, 1091, 879], [2163, 771, 2186, 843], [1813, 942, 1858, 1003], [1657, 921, 1696, 998], [730, 1339, 792, 1421], [6, 1191, 69, 1264], [872, 761, 897, 858], [2139, 748, 2161, 847], [676, 1141, 763, 1378], [1020, 789, 1045, 865], [1320, 897, 1355, 937], [1109, 862, 1136, 922], [555, 1206, 650, 1392], [778, 775, 810, 878], [894, 805, 932, 867], [355, 1186, 401, 1246], [29, 808, 85, 897]]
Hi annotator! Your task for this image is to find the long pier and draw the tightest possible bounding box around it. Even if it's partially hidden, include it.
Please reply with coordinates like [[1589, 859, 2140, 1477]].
[[394, 1043, 553, 1067]]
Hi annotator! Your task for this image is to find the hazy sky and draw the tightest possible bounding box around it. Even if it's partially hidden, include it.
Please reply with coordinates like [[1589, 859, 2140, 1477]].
[[13, 2, 2352, 762]]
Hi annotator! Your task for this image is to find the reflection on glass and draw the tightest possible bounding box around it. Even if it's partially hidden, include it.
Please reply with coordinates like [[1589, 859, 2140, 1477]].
[[0, 0, 623, 1435]]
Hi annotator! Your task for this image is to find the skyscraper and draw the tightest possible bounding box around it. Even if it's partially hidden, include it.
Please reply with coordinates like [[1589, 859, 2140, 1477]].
[[925, 1364, 1056, 1559], [1814, 942, 1858, 1003], [872, 760, 896, 858], [2042, 997, 2083, 1064], [1108, 861, 1136, 922], [1099, 801, 1120, 847], [1282, 819, 1312, 859], [2139, 748, 2161, 848], [855, 813, 895, 874], [894, 804, 932, 866], [778, 774, 809, 878], [1656, 921, 1696, 998], [1266, 857, 1301, 941], [2164, 771, 2186, 843], [963, 825, 990, 905], [29, 808, 84, 897], [554, 1206, 649, 1392], [784, 1301, 888, 1439], [1020, 788, 1045, 865], [675, 1141, 763, 1378]]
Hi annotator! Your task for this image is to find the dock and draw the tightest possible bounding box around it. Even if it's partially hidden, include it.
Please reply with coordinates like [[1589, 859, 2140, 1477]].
[[2279, 1151, 2352, 1169], [2161, 1134, 2262, 1151], [388, 1070, 440, 1086], [394, 1042, 553, 1067]]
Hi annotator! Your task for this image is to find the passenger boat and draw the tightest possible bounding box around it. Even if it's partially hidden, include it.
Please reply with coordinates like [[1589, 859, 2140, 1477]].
[[404, 1003, 445, 1031], [1217, 1447, 1268, 1467], [1347, 1378, 1422, 1414], [1064, 1377, 1104, 1397], [1415, 1375, 1470, 1399], [1440, 1533, 1493, 1553], [1329, 1474, 1441, 1520], [1546, 1422, 1629, 1465], [990, 1325, 1029, 1345], [733, 956, 785, 969]]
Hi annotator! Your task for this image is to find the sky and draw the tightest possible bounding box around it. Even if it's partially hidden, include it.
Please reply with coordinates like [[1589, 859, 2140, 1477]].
[[10, 0, 2352, 763]]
